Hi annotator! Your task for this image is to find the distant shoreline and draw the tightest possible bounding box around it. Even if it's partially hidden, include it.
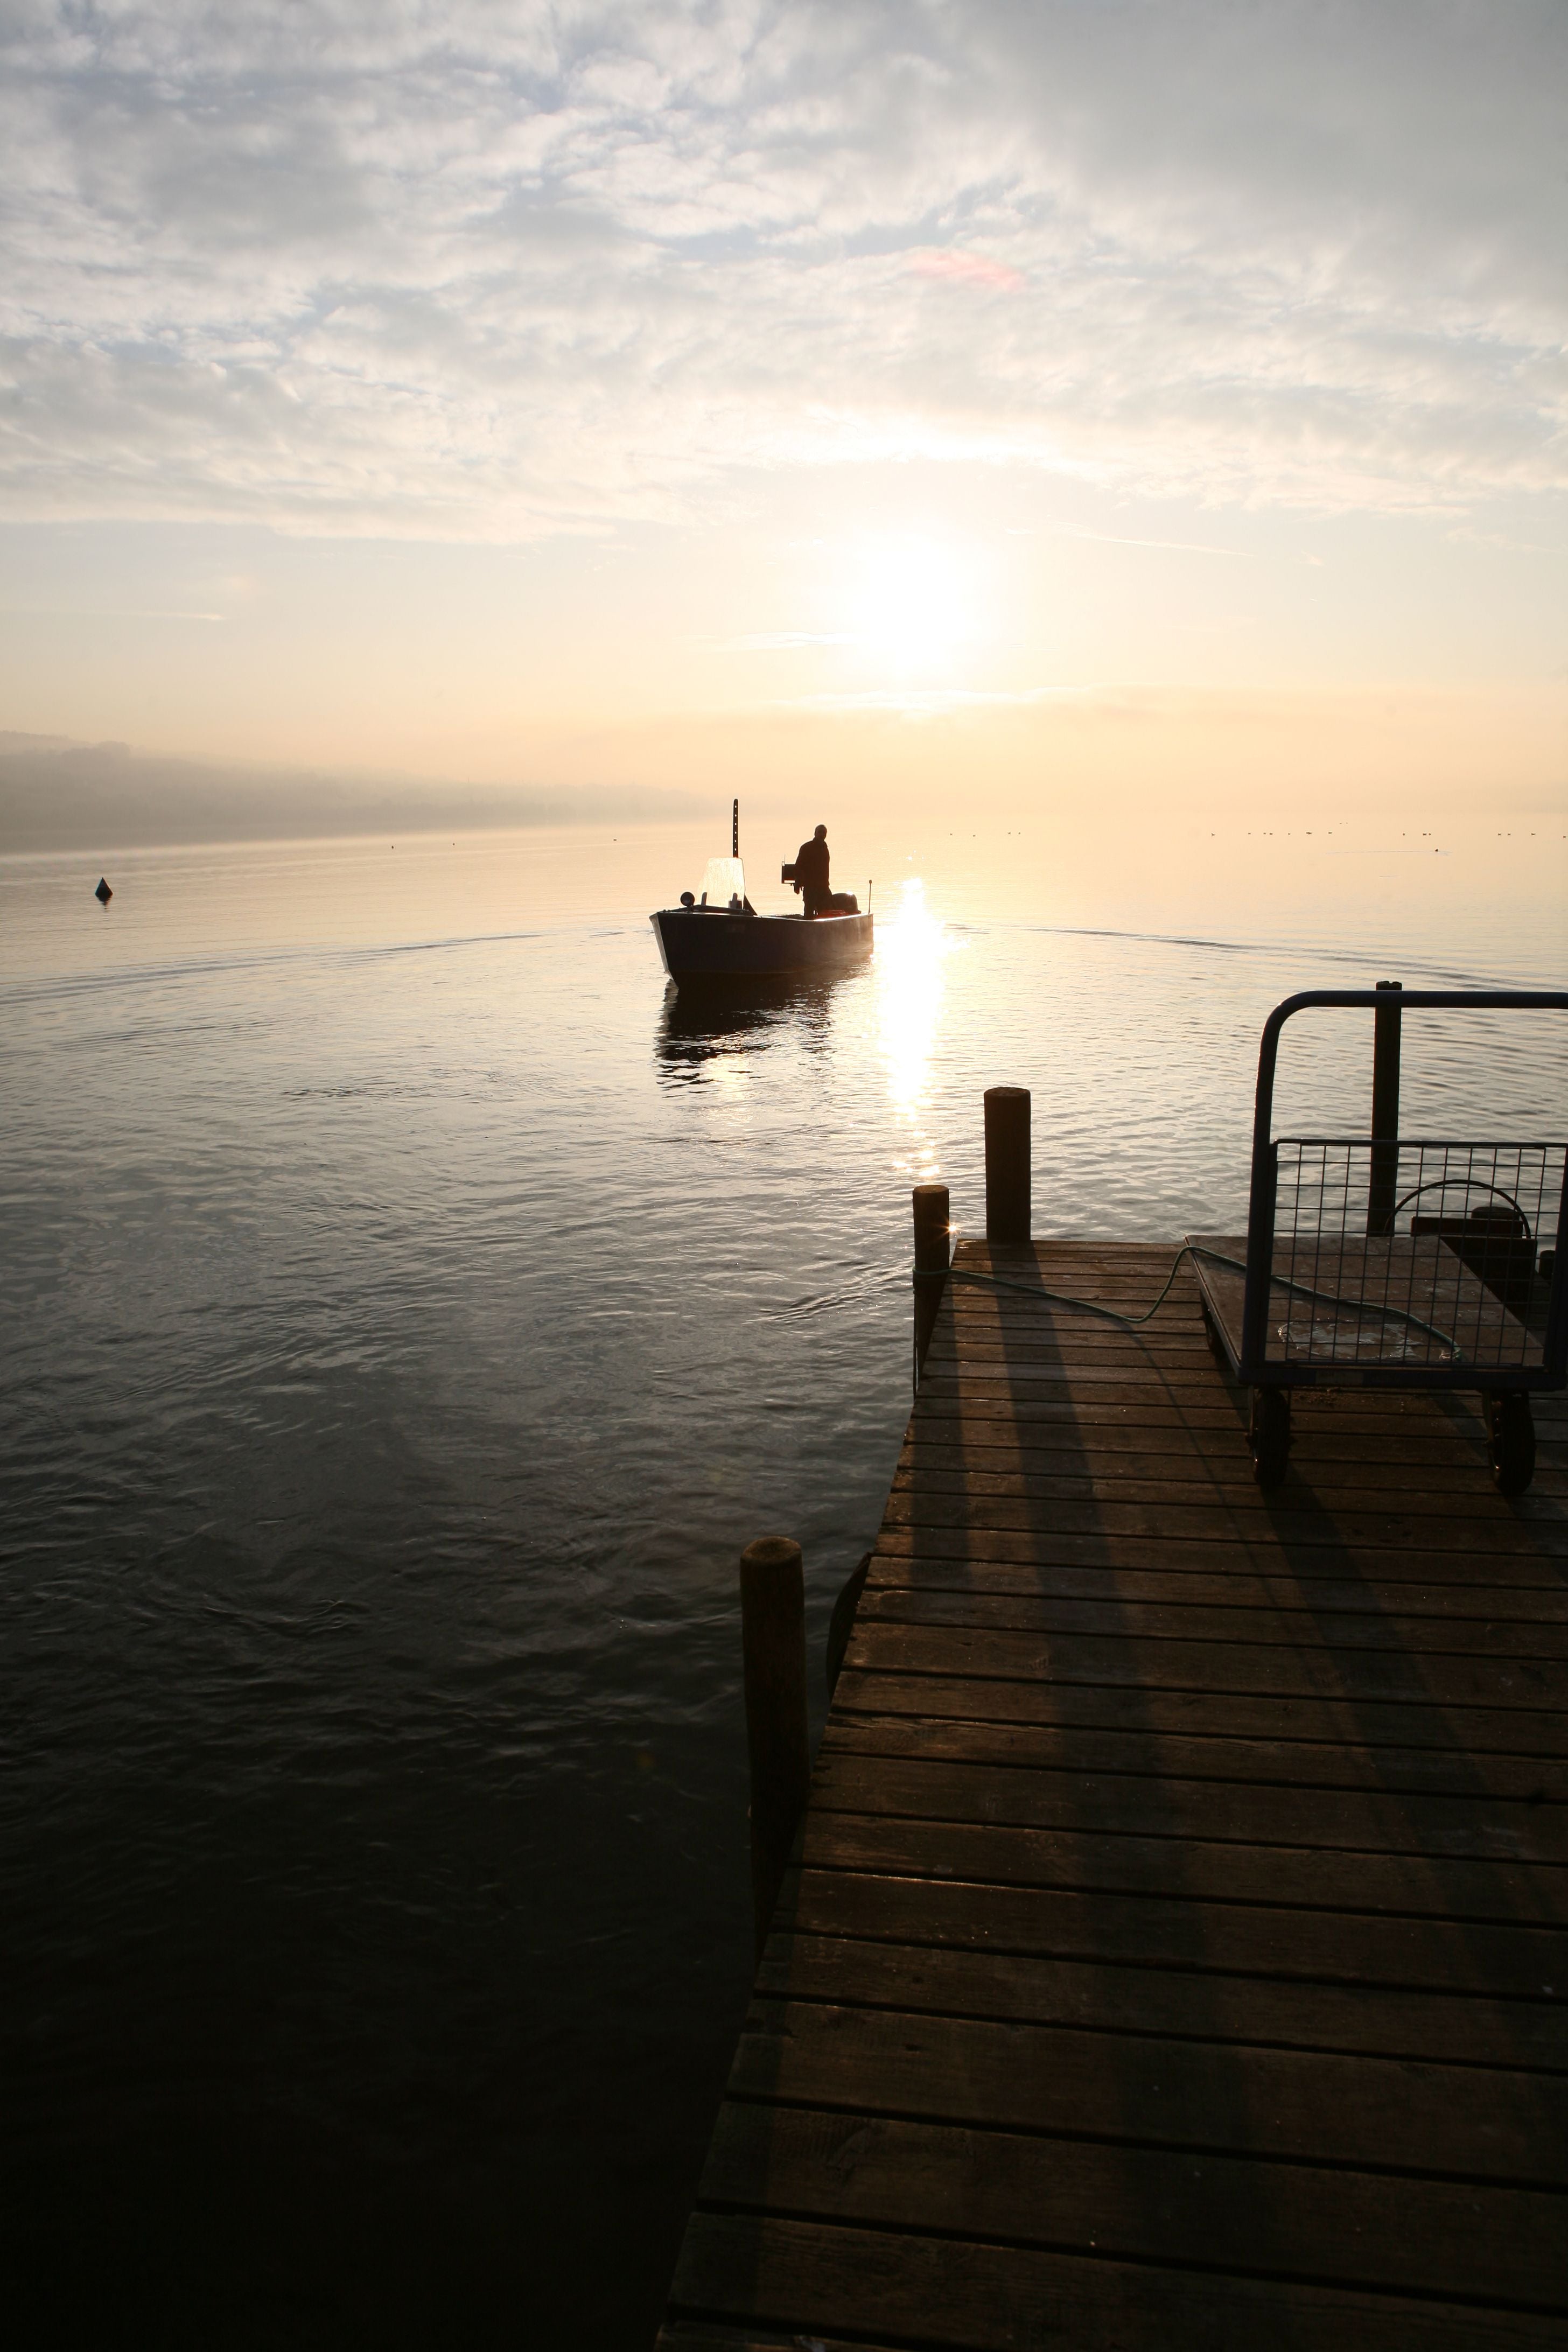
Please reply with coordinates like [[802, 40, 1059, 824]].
[[0, 814, 710, 863], [0, 737, 708, 855]]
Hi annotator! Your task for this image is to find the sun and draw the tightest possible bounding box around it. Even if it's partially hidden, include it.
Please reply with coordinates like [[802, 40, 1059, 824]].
[[849, 536, 975, 674]]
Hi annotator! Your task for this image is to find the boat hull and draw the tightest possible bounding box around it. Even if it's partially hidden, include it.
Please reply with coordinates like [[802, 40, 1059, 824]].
[[651, 908, 873, 981]]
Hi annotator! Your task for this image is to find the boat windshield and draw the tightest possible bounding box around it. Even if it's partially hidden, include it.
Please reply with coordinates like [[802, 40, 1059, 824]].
[[699, 856, 747, 910]]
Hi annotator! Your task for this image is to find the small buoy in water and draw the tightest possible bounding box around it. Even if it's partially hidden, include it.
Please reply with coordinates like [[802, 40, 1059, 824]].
[[94, 877, 113, 904]]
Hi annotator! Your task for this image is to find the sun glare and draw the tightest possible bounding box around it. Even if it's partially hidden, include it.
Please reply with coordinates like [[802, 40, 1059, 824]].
[[874, 876, 953, 1178], [849, 538, 976, 674]]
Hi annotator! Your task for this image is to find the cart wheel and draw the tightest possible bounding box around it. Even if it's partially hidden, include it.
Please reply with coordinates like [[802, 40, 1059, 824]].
[[1485, 1393, 1536, 1496], [1249, 1389, 1290, 1488], [1201, 1303, 1228, 1367]]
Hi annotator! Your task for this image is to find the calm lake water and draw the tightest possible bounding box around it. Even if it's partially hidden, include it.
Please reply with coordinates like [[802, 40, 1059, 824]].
[[2, 811, 1564, 2347]]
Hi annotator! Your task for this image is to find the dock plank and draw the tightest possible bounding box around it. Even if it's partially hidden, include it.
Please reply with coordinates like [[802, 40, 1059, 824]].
[[783, 1865, 1564, 1996], [842, 1617, 1568, 1713], [800, 1807, 1568, 1921], [864, 1544, 1568, 1613], [752, 1932, 1568, 2068], [871, 1521, 1568, 1588], [821, 1709, 1568, 1798], [694, 2100, 1567, 2308], [831, 1663, 1568, 1754], [663, 1240, 1568, 2348], [855, 1583, 1568, 1654], [668, 2214, 1567, 2350], [806, 1746, 1568, 1862]]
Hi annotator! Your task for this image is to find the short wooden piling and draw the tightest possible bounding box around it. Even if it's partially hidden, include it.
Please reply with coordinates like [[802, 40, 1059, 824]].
[[1368, 978, 1403, 1236], [984, 1084, 1031, 1242], [912, 1182, 951, 1378], [738, 1536, 809, 1960]]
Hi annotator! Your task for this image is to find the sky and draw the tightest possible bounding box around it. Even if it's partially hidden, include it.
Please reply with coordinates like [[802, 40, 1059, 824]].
[[1, 0, 1564, 834]]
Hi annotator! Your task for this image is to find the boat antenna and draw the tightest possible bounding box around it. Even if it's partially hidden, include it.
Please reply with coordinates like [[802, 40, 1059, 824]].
[[732, 797, 739, 857]]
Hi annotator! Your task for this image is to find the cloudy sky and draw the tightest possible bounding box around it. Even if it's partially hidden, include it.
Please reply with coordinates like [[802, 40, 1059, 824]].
[[1, 0, 1563, 815]]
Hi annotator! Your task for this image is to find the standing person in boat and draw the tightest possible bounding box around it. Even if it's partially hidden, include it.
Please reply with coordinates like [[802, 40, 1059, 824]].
[[792, 823, 831, 918]]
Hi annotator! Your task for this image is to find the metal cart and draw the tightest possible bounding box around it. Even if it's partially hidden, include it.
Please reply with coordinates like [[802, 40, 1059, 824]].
[[1189, 988, 1567, 1492]]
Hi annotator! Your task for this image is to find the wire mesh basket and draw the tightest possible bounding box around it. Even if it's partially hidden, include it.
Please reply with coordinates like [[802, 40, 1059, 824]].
[[1191, 989, 1567, 1492], [1265, 1138, 1561, 1372]]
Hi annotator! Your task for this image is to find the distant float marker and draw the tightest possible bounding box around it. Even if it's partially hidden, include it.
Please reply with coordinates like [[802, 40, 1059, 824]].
[[94, 877, 112, 904]]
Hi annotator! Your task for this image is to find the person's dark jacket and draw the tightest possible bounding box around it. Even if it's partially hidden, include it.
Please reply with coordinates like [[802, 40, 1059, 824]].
[[794, 835, 830, 897]]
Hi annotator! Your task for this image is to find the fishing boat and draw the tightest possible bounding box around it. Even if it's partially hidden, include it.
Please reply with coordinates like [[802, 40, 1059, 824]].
[[650, 802, 874, 983]]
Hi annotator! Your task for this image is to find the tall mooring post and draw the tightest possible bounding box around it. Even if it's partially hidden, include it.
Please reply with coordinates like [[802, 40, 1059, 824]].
[[984, 1085, 1032, 1243], [912, 1181, 951, 1380], [1367, 979, 1403, 1237], [738, 1536, 810, 1960]]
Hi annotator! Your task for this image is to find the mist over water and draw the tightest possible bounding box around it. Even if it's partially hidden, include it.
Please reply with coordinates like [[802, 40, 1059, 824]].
[[2, 818, 1564, 2347]]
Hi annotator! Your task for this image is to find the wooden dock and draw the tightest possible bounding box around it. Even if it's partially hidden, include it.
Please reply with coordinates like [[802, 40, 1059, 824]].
[[661, 1238, 1567, 2351]]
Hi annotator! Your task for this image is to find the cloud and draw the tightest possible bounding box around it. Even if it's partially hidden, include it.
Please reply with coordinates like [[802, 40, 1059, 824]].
[[782, 685, 1072, 715], [726, 631, 855, 650], [909, 250, 1025, 291], [1057, 530, 1258, 560], [0, 2, 1563, 534]]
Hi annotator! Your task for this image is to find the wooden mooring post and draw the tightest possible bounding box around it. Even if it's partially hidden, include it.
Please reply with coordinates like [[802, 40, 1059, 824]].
[[911, 1182, 950, 1378], [984, 1083, 1031, 1241], [737, 1536, 809, 1960]]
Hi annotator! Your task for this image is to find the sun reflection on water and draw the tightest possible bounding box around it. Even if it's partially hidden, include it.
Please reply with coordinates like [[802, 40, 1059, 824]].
[[874, 877, 953, 1179]]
